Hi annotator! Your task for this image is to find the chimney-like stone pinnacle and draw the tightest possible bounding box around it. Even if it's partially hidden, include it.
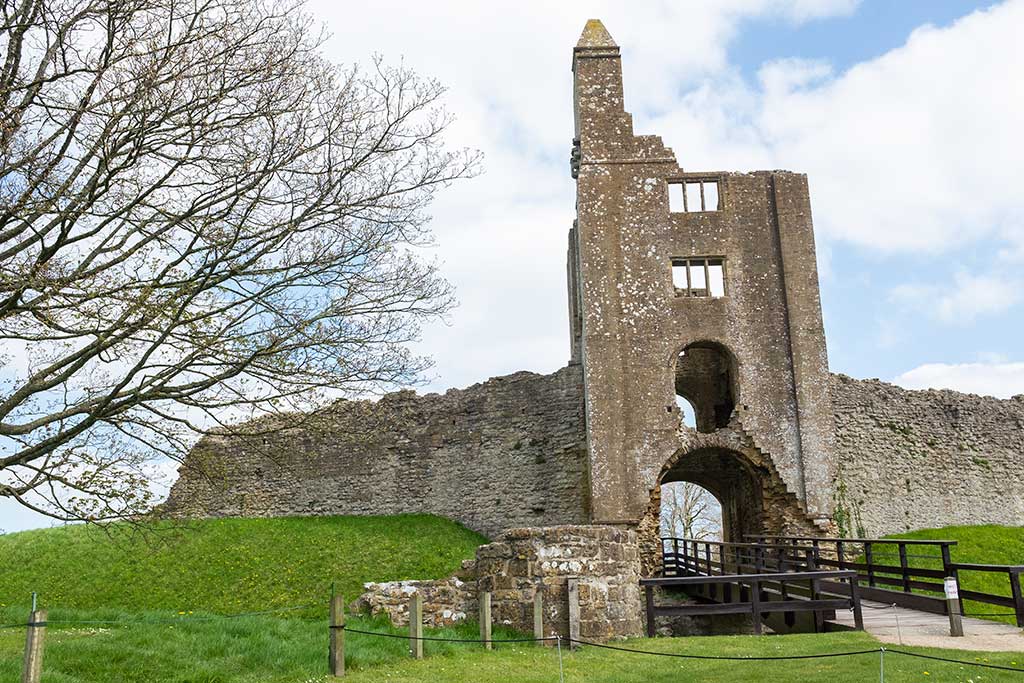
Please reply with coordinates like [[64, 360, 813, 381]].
[[576, 19, 617, 48]]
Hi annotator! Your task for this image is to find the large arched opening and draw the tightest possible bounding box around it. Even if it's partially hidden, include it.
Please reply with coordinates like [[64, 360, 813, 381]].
[[674, 342, 738, 433], [660, 447, 764, 544]]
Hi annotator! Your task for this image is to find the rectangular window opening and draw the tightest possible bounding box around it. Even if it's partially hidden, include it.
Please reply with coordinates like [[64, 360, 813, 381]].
[[672, 257, 726, 298], [668, 178, 721, 213], [703, 181, 719, 211], [668, 183, 685, 213]]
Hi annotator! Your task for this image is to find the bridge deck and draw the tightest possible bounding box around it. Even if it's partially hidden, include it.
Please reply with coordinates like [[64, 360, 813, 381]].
[[829, 599, 1024, 652]]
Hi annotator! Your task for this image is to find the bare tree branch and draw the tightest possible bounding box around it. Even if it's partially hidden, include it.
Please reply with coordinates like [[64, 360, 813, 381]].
[[0, 0, 479, 522]]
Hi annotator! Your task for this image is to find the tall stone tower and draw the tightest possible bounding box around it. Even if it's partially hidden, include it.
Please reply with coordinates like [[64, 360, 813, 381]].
[[567, 20, 835, 539]]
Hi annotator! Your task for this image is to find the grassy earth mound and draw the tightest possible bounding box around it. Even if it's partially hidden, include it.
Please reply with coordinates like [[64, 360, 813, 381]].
[[884, 524, 1024, 624], [0, 514, 485, 615]]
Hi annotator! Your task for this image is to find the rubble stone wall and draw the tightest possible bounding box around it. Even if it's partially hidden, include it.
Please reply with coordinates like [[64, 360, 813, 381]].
[[831, 374, 1024, 536], [163, 366, 589, 539], [164, 368, 1024, 543], [353, 525, 644, 641]]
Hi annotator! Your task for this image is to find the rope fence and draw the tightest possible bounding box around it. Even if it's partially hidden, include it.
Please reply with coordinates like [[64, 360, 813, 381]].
[[337, 625, 1024, 673], [8, 592, 1024, 681]]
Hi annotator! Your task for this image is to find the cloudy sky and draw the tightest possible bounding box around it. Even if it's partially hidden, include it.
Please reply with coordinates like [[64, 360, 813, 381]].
[[304, 0, 1024, 400], [3, 0, 1023, 532]]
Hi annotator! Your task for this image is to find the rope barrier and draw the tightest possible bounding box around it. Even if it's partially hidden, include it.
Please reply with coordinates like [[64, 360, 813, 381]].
[[566, 638, 881, 661], [886, 648, 1024, 673], [342, 626, 558, 643], [6, 611, 1023, 674]]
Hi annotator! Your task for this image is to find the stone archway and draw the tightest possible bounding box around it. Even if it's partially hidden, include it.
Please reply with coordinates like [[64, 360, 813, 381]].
[[636, 427, 825, 577]]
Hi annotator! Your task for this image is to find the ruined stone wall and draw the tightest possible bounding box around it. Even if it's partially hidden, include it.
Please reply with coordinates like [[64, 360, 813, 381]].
[[831, 374, 1024, 536], [163, 366, 589, 540], [354, 526, 644, 641], [163, 364, 1023, 542]]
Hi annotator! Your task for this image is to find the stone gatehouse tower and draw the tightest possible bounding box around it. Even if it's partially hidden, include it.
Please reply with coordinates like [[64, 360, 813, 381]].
[[568, 20, 834, 540]]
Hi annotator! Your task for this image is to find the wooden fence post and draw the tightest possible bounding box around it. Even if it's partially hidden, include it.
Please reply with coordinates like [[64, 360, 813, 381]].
[[1010, 569, 1024, 628], [21, 609, 46, 683], [409, 593, 423, 659], [945, 577, 964, 637], [567, 577, 580, 649], [533, 590, 544, 645], [479, 591, 492, 650], [329, 595, 344, 676], [750, 581, 763, 635]]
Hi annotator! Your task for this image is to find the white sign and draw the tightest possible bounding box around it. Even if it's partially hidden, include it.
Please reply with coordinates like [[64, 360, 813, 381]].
[[944, 577, 959, 600]]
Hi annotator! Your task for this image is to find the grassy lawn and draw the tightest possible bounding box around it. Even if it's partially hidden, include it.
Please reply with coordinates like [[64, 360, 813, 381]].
[[1, 618, 1021, 683], [0, 515, 485, 616], [882, 525, 1024, 624]]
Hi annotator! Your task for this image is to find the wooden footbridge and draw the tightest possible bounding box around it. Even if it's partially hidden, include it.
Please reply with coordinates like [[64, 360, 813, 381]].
[[644, 535, 1024, 641]]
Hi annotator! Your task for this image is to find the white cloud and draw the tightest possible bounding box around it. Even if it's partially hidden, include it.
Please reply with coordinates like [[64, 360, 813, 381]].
[[644, 1, 1024, 253], [889, 271, 1021, 324], [894, 362, 1024, 399], [297, 0, 868, 392]]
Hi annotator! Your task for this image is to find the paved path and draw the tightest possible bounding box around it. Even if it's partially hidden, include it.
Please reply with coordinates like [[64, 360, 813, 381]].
[[830, 600, 1024, 652]]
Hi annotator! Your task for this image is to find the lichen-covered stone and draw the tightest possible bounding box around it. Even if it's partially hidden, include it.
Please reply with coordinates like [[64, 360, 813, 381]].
[[354, 525, 643, 641]]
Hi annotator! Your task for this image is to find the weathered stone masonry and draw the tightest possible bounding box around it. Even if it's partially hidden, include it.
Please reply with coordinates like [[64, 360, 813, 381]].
[[164, 368, 1024, 540], [832, 374, 1024, 537], [164, 367, 589, 540]]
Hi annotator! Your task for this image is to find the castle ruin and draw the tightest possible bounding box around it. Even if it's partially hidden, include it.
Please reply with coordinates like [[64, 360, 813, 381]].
[[165, 21, 1024, 564]]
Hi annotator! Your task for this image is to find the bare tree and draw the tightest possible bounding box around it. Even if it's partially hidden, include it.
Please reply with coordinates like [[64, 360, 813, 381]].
[[0, 0, 478, 522], [660, 481, 722, 540]]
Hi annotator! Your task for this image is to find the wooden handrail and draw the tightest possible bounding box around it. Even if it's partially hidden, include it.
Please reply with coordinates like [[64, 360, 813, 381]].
[[642, 569, 857, 586], [745, 534, 958, 547]]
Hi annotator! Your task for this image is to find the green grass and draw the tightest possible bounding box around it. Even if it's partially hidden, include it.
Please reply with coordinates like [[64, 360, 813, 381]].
[[0, 515, 485, 615], [2, 620, 1021, 683], [882, 525, 1024, 624]]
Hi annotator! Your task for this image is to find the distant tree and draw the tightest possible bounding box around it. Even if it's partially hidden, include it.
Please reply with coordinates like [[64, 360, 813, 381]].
[[660, 481, 722, 540], [0, 0, 477, 522]]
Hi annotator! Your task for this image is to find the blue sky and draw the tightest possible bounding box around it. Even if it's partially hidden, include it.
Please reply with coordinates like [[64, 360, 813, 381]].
[[4, 0, 1022, 534]]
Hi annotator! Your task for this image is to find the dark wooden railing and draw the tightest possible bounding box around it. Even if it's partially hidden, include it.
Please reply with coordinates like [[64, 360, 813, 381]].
[[641, 570, 864, 636], [662, 537, 819, 577], [745, 534, 1024, 627]]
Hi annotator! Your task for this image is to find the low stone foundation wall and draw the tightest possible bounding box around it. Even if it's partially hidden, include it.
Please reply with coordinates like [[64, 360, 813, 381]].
[[351, 561, 478, 628], [353, 525, 644, 641], [477, 525, 643, 641]]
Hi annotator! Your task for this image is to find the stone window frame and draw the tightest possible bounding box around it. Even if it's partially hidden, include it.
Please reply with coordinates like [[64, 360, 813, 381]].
[[672, 257, 726, 298], [667, 175, 723, 213]]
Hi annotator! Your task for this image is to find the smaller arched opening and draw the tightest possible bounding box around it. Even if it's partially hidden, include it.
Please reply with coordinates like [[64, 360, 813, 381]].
[[674, 342, 737, 433]]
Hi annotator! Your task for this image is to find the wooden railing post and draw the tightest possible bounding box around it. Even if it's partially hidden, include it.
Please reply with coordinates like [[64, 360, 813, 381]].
[[864, 542, 876, 587], [944, 577, 964, 637], [836, 540, 845, 570], [898, 543, 911, 593], [479, 591, 492, 651], [21, 609, 46, 683], [533, 590, 545, 645], [409, 592, 424, 659], [849, 575, 864, 631], [750, 579, 762, 635], [567, 578, 580, 649], [672, 538, 679, 575], [941, 543, 963, 613], [1009, 569, 1024, 628], [807, 555, 824, 633], [329, 595, 345, 676], [644, 584, 655, 637]]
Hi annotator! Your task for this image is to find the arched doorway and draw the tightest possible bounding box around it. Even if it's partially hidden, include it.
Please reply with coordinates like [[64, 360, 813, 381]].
[[674, 342, 737, 433], [660, 447, 764, 543]]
